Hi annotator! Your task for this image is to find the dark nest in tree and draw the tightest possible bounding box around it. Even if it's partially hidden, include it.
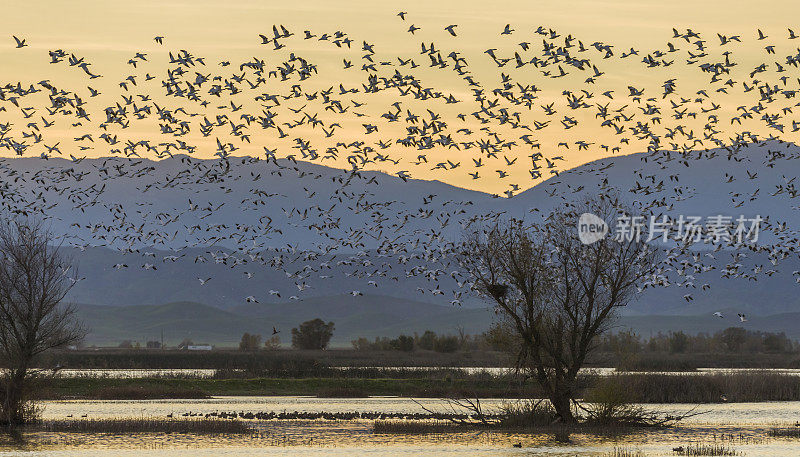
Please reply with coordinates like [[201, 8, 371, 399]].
[[485, 283, 509, 300]]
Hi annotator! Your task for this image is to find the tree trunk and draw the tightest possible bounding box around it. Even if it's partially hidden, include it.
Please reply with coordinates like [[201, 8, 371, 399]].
[[549, 391, 575, 423], [1, 370, 28, 426]]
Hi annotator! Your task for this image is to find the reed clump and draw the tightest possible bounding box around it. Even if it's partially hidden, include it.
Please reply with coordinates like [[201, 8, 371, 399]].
[[581, 376, 690, 426], [40, 418, 252, 434], [605, 447, 646, 457], [497, 399, 557, 427]]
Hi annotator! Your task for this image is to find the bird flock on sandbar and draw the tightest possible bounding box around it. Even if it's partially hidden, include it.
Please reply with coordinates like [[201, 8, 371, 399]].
[[2, 14, 800, 314]]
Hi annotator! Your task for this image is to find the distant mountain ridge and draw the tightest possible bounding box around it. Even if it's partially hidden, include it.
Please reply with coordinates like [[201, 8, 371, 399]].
[[4, 141, 800, 338], [2, 141, 800, 251]]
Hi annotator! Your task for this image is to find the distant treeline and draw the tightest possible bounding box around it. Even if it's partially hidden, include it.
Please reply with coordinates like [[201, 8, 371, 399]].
[[351, 330, 495, 353], [599, 327, 796, 355], [37, 327, 800, 372], [351, 326, 798, 356]]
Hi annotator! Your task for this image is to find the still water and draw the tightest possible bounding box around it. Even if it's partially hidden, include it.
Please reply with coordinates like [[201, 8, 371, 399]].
[[50, 367, 800, 378], [1, 396, 799, 456]]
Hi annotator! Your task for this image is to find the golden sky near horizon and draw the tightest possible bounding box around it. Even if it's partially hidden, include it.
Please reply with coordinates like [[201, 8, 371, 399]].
[[1, 0, 800, 194]]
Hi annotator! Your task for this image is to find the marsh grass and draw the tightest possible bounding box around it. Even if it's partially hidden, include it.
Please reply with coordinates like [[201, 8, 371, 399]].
[[605, 447, 646, 457], [36, 369, 800, 402], [672, 444, 740, 456], [45, 350, 508, 372], [373, 420, 476, 434], [614, 352, 800, 371], [315, 386, 369, 398], [768, 427, 800, 437], [615, 355, 699, 372], [598, 371, 800, 403], [44, 348, 800, 372], [40, 418, 252, 434]]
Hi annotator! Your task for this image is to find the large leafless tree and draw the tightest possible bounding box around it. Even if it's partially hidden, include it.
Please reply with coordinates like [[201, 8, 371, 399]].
[[458, 197, 659, 423], [0, 219, 85, 425]]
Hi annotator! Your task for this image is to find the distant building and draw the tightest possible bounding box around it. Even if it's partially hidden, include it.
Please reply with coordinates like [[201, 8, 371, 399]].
[[186, 345, 213, 351]]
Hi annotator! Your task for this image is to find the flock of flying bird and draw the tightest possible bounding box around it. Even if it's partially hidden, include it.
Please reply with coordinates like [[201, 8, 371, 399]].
[[2, 14, 800, 318]]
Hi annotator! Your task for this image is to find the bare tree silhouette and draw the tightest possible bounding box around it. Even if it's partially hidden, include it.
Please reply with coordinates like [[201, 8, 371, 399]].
[[0, 219, 86, 425], [459, 197, 659, 423]]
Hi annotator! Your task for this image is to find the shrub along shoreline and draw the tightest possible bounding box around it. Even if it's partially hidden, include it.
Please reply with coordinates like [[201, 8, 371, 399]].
[[36, 371, 800, 403]]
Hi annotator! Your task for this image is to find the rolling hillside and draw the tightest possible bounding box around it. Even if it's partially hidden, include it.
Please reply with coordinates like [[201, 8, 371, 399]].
[[76, 295, 494, 347], [75, 297, 800, 348]]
